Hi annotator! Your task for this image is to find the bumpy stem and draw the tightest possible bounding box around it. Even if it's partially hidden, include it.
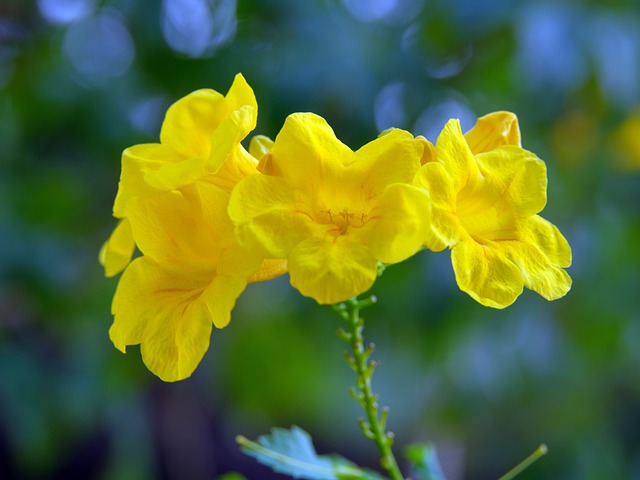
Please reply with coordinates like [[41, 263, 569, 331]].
[[333, 296, 404, 480]]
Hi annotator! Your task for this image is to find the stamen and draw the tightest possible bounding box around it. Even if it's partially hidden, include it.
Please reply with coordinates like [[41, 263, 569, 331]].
[[317, 207, 370, 235]]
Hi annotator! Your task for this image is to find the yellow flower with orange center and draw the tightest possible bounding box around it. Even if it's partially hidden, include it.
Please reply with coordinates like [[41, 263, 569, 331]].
[[417, 112, 572, 308], [229, 113, 431, 304], [102, 75, 286, 381]]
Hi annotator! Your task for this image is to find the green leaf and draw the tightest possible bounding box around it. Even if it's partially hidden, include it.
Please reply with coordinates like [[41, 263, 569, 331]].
[[404, 443, 448, 480], [237, 425, 386, 480]]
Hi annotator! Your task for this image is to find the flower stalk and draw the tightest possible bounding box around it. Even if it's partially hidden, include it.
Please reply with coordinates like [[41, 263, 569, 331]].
[[334, 296, 404, 480]]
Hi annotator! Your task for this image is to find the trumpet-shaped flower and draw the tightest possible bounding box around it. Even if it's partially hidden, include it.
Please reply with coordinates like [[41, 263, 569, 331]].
[[416, 112, 571, 308], [110, 182, 264, 382], [101, 73, 262, 277], [229, 113, 430, 304], [114, 73, 259, 213]]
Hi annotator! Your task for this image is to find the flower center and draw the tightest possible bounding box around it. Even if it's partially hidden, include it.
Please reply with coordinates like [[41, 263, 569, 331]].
[[316, 208, 369, 235]]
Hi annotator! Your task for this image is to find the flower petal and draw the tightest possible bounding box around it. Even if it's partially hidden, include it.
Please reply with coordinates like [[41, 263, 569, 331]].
[[160, 89, 227, 159], [435, 119, 480, 193], [250, 135, 274, 160], [247, 259, 288, 283], [263, 113, 354, 185], [353, 128, 423, 197], [127, 183, 231, 267], [113, 143, 190, 217], [206, 104, 257, 173], [200, 274, 249, 329], [229, 174, 312, 257], [415, 162, 460, 251], [110, 257, 211, 380], [236, 208, 313, 259], [520, 215, 572, 268], [144, 156, 207, 192], [215, 242, 267, 282], [99, 218, 135, 277], [357, 183, 430, 264], [500, 215, 572, 300], [473, 145, 548, 218], [224, 73, 257, 114], [416, 136, 436, 165], [110, 256, 246, 381], [288, 236, 378, 304], [451, 239, 524, 309], [207, 145, 258, 194], [500, 239, 572, 301], [464, 111, 521, 153]]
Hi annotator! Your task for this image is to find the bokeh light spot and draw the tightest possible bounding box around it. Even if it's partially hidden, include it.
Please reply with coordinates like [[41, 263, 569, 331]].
[[342, 0, 423, 25], [515, 3, 587, 92], [342, 0, 397, 23], [414, 95, 475, 143], [161, 0, 237, 58], [590, 13, 640, 108], [38, 0, 95, 25], [63, 11, 134, 86]]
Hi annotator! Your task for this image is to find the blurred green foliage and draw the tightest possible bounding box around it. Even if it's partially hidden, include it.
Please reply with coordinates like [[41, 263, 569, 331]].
[[1, 0, 639, 479]]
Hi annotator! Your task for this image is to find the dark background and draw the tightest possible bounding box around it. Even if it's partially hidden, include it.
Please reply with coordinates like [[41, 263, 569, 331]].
[[1, 0, 640, 479]]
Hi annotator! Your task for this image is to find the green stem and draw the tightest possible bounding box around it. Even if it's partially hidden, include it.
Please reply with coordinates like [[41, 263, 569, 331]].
[[497, 444, 548, 480], [334, 296, 404, 480]]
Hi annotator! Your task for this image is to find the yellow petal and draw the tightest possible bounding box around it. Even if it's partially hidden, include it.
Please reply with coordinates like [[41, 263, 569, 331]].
[[473, 145, 547, 217], [99, 218, 135, 277], [110, 257, 243, 381], [229, 174, 295, 220], [236, 208, 313, 259], [500, 238, 572, 301], [435, 119, 480, 193], [113, 143, 189, 217], [229, 174, 312, 257], [207, 145, 258, 194], [160, 89, 227, 159], [247, 259, 288, 283], [416, 136, 436, 165], [356, 183, 430, 264], [215, 242, 266, 282], [144, 156, 207, 192], [452, 146, 548, 243], [249, 135, 274, 160], [288, 236, 378, 304], [265, 113, 354, 184], [206, 104, 257, 173], [352, 129, 423, 197], [224, 73, 257, 113], [415, 162, 460, 251], [500, 215, 572, 300], [464, 111, 521, 153], [520, 215, 572, 268], [451, 239, 524, 309], [127, 183, 232, 267], [200, 274, 248, 329]]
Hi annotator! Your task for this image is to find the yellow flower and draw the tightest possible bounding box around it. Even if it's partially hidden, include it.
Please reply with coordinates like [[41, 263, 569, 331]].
[[100, 73, 260, 277], [228, 113, 430, 304], [416, 112, 572, 308], [103, 75, 286, 381], [110, 182, 264, 382]]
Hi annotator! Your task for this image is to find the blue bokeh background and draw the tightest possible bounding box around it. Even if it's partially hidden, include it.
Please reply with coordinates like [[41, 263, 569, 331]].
[[1, 1, 640, 478]]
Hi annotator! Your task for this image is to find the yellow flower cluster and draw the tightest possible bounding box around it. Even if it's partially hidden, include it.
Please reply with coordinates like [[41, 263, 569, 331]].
[[101, 74, 571, 381]]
